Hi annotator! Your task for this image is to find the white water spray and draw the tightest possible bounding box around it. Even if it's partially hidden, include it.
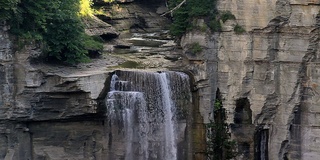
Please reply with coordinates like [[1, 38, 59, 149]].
[[106, 71, 191, 160]]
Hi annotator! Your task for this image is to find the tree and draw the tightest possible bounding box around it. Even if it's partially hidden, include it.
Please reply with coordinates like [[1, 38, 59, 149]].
[[3, 0, 102, 64], [167, 0, 218, 36], [207, 92, 237, 160], [0, 0, 19, 20]]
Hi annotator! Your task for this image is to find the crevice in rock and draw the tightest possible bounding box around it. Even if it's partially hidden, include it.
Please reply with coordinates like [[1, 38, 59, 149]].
[[100, 33, 119, 41], [288, 104, 302, 159], [238, 142, 251, 160], [254, 127, 269, 160], [254, 93, 279, 124], [278, 140, 289, 160]]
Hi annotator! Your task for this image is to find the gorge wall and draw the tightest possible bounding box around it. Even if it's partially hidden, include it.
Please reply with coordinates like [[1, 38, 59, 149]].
[[180, 0, 320, 160], [213, 0, 319, 159], [0, 0, 320, 160]]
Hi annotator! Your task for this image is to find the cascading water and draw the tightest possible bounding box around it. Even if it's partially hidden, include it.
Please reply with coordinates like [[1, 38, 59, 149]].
[[105, 71, 191, 160], [106, 74, 149, 160], [159, 73, 177, 160]]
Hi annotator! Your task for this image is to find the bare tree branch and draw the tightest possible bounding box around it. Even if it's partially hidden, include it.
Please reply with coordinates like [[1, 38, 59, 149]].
[[160, 0, 186, 17]]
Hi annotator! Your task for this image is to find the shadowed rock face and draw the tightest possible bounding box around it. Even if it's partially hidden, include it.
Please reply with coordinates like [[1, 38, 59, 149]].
[[0, 0, 319, 160]]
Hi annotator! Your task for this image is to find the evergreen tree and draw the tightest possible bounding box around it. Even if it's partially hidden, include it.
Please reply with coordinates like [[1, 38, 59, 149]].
[[207, 91, 237, 160], [167, 0, 218, 36]]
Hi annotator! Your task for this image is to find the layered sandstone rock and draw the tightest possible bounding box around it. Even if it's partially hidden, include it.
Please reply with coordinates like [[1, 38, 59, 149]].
[[1, 0, 319, 160], [216, 1, 319, 159], [181, 0, 319, 159]]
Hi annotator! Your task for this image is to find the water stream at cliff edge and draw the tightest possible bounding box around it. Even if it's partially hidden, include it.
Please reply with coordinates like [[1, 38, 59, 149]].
[[106, 71, 190, 160]]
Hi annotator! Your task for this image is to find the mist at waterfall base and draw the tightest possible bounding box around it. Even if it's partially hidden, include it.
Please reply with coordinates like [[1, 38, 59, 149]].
[[105, 71, 192, 160]]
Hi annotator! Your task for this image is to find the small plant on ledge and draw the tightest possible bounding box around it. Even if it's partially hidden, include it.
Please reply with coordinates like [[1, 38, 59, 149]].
[[234, 24, 246, 34], [190, 42, 203, 55], [220, 11, 236, 23]]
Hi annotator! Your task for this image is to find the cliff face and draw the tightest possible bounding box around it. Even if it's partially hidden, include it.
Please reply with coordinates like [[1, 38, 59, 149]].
[[0, 0, 319, 160], [181, 0, 319, 159], [0, 22, 110, 160], [216, 0, 319, 159], [0, 1, 188, 159]]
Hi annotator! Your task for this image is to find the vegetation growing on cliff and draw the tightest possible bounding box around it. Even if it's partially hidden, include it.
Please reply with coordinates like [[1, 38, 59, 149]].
[[167, 0, 246, 36], [234, 24, 246, 34], [190, 42, 203, 54], [167, 0, 218, 36], [1, 0, 102, 64], [0, 0, 19, 20], [207, 93, 237, 160], [220, 11, 236, 23]]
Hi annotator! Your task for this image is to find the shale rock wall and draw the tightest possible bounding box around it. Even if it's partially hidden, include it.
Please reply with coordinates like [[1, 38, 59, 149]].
[[0, 21, 112, 159], [181, 1, 320, 160], [0, 2, 190, 159], [1, 0, 319, 160], [215, 1, 319, 159]]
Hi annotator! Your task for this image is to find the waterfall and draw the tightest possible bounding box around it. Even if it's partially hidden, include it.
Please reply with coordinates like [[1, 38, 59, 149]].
[[107, 74, 149, 160], [105, 71, 191, 160], [159, 73, 177, 160]]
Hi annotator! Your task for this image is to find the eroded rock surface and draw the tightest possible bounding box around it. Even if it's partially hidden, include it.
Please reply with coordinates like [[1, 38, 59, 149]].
[[214, 1, 319, 159], [1, 0, 319, 160], [179, 1, 320, 160], [0, 1, 187, 159]]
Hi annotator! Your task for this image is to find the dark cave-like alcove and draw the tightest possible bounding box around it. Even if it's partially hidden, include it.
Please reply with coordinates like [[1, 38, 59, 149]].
[[234, 97, 252, 124]]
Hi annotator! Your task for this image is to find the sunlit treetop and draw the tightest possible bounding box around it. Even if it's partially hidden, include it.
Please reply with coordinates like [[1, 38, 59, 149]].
[[79, 0, 94, 17]]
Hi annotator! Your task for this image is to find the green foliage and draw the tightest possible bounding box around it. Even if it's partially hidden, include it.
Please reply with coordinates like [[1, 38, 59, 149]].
[[208, 18, 222, 32], [207, 99, 238, 160], [168, 0, 218, 37], [0, 0, 19, 20], [83, 35, 104, 51], [220, 11, 236, 22], [3, 0, 100, 64], [234, 24, 246, 34], [190, 42, 202, 54], [187, 0, 214, 17], [117, 61, 143, 68], [168, 0, 239, 36], [79, 0, 94, 17], [169, 3, 189, 36], [214, 100, 222, 110]]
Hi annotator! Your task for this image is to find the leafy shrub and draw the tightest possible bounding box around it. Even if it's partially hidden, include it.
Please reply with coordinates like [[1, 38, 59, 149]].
[[169, 8, 189, 36], [234, 24, 246, 34], [79, 0, 94, 17], [168, 0, 218, 37], [83, 35, 104, 51], [3, 0, 100, 64], [190, 42, 202, 54], [220, 11, 236, 22], [208, 19, 222, 32], [187, 0, 214, 17], [0, 0, 19, 20]]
